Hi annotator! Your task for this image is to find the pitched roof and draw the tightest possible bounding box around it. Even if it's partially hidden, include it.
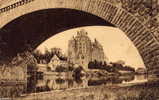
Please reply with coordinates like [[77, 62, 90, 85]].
[[51, 55, 60, 61]]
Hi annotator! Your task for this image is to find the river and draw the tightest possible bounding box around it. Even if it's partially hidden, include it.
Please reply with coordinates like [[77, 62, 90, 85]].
[[1, 74, 159, 100]]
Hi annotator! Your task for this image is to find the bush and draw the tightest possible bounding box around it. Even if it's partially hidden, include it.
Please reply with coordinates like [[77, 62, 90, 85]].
[[46, 66, 51, 71], [68, 66, 74, 71], [55, 66, 68, 72], [73, 66, 84, 78]]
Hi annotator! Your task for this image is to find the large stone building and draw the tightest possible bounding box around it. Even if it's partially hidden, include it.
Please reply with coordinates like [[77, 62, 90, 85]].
[[68, 29, 108, 70]]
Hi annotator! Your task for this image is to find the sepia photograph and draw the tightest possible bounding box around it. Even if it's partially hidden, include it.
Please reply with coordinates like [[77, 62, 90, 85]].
[[0, 0, 159, 100]]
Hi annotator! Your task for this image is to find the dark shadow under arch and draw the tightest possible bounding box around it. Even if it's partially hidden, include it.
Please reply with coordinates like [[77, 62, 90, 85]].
[[0, 8, 115, 61]]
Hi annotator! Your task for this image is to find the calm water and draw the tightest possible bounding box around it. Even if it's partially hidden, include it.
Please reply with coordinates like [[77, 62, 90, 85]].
[[1, 74, 159, 99], [26, 74, 148, 93]]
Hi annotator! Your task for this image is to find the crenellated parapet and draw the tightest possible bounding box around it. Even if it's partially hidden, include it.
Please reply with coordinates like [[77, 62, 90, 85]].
[[0, 0, 35, 13], [0, 0, 158, 42]]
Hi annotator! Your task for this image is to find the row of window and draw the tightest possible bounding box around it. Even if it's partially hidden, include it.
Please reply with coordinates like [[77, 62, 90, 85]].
[[0, 0, 34, 13]]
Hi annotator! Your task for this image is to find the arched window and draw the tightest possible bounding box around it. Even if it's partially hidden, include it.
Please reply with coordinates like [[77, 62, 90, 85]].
[[82, 55, 84, 59]]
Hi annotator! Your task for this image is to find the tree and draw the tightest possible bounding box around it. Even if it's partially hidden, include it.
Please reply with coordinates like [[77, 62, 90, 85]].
[[50, 47, 67, 60], [110, 60, 135, 72], [68, 66, 74, 71], [33, 47, 66, 64], [50, 48, 62, 56], [55, 65, 68, 72], [44, 47, 51, 63], [88, 61, 94, 69], [33, 50, 43, 63], [124, 65, 135, 72], [88, 60, 105, 69], [46, 66, 51, 72], [73, 66, 84, 78]]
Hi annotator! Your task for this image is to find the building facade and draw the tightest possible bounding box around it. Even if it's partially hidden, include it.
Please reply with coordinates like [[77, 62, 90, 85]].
[[48, 55, 68, 71], [68, 29, 108, 70]]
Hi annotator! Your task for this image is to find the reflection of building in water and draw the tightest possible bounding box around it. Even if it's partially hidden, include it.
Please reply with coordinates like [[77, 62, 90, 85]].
[[28, 75, 149, 93], [48, 55, 68, 71], [47, 79, 68, 90], [39, 59, 47, 64], [135, 75, 147, 81], [122, 75, 148, 84], [36, 80, 47, 87], [0, 84, 26, 97], [68, 29, 108, 70], [37, 64, 48, 72], [46, 78, 88, 90]]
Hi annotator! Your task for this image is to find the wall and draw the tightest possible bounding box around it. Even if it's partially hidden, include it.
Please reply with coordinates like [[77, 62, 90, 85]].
[[0, 64, 27, 81]]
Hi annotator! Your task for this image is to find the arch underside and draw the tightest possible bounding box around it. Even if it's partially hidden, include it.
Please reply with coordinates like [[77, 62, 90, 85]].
[[0, 8, 115, 59], [0, 0, 159, 72]]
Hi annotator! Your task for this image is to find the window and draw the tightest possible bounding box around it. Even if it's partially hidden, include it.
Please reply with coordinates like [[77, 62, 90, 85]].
[[82, 55, 84, 59]]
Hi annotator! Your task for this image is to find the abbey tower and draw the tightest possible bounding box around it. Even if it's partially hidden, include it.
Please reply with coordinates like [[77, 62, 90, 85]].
[[68, 29, 108, 70]]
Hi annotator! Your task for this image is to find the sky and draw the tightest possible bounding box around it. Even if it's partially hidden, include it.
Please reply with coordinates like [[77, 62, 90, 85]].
[[36, 26, 145, 69]]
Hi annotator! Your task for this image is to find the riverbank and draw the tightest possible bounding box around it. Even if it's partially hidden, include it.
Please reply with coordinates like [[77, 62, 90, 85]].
[[0, 81, 26, 86], [15, 79, 159, 100]]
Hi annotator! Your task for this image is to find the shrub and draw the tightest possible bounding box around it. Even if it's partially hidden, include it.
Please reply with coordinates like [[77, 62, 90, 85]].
[[55, 66, 68, 72]]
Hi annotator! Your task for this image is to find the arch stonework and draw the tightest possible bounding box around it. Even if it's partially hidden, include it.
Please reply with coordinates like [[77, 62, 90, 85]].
[[0, 0, 159, 72]]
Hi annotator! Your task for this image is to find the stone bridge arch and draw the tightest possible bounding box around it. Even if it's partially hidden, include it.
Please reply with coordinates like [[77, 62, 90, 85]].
[[0, 0, 159, 72]]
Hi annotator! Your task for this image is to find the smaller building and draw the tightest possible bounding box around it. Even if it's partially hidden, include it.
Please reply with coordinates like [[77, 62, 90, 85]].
[[136, 68, 147, 74], [37, 64, 48, 72], [48, 55, 68, 71], [39, 59, 47, 64]]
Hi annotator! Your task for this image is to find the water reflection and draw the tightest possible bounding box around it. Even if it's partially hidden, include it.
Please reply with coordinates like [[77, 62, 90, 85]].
[[122, 75, 148, 84], [26, 74, 148, 93], [0, 74, 152, 98], [0, 84, 26, 98]]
